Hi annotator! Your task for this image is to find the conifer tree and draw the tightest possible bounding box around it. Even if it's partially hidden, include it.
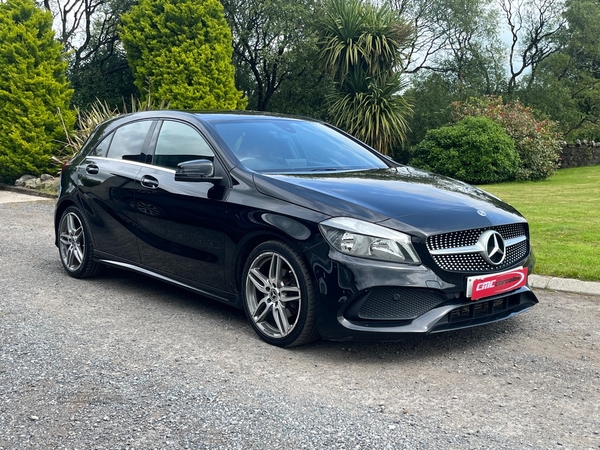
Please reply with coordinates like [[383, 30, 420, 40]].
[[0, 0, 74, 182], [120, 0, 246, 110]]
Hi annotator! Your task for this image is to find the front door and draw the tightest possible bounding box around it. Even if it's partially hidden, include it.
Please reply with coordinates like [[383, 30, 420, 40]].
[[134, 120, 228, 291]]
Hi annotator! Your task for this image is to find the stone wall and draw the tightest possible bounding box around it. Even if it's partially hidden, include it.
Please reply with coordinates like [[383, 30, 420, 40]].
[[560, 144, 600, 168]]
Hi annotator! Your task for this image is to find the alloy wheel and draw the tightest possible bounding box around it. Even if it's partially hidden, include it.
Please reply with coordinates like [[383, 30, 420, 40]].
[[59, 211, 86, 272], [245, 251, 302, 339]]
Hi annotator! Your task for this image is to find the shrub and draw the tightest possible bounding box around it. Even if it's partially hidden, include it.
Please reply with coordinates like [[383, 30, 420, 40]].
[[119, 0, 246, 110], [452, 96, 562, 180], [0, 0, 74, 183], [411, 117, 520, 184]]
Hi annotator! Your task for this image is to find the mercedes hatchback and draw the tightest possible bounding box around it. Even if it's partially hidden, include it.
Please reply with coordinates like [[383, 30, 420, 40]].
[[55, 111, 538, 347]]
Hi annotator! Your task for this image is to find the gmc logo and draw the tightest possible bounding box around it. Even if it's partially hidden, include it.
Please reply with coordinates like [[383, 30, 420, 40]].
[[476, 281, 496, 291]]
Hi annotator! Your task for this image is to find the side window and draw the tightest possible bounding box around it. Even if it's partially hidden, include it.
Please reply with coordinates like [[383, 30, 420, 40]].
[[153, 121, 214, 169], [106, 121, 153, 161], [89, 132, 114, 157]]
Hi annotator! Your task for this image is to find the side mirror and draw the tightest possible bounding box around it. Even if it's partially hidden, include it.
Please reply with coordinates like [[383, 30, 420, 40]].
[[175, 159, 223, 183]]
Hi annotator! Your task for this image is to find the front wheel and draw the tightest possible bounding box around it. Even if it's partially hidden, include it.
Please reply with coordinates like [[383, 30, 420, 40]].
[[242, 241, 319, 347], [58, 206, 103, 278]]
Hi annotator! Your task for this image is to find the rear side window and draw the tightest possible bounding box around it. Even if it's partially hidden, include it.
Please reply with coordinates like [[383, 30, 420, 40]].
[[106, 121, 153, 161], [153, 121, 214, 169], [89, 133, 114, 157]]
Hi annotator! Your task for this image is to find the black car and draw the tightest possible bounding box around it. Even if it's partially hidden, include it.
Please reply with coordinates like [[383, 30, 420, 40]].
[[55, 111, 538, 347]]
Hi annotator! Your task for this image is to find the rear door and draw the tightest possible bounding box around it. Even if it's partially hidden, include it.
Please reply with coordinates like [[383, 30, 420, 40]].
[[76, 119, 156, 262]]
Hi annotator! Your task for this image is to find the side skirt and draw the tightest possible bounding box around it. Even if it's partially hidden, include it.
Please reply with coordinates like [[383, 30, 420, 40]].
[[97, 259, 240, 307]]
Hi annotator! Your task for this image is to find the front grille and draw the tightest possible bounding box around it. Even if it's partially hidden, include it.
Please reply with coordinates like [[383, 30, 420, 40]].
[[357, 288, 445, 320], [426, 224, 529, 273], [427, 223, 526, 250]]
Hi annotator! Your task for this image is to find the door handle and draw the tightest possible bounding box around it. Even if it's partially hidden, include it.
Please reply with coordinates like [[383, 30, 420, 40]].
[[140, 175, 159, 189], [85, 164, 99, 175]]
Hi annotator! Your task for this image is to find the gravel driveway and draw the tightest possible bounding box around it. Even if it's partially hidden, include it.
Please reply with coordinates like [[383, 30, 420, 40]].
[[1, 200, 599, 449]]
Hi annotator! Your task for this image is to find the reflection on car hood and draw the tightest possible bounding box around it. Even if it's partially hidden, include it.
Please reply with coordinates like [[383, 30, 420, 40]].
[[253, 167, 526, 236]]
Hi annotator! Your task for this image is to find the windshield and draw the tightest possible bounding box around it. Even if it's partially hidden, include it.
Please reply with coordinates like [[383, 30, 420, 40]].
[[208, 118, 388, 173]]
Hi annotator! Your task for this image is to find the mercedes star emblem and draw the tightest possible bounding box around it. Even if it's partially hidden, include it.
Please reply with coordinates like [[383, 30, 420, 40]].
[[478, 230, 506, 265]]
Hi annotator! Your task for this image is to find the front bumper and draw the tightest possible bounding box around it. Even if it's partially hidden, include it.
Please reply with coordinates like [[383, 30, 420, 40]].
[[334, 287, 537, 341], [310, 246, 538, 341]]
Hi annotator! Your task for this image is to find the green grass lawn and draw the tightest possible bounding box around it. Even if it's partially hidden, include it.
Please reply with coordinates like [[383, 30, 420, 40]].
[[480, 166, 600, 281]]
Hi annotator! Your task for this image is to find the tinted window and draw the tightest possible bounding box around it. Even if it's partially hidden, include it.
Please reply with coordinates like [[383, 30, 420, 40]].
[[153, 121, 214, 169], [210, 119, 387, 173], [106, 121, 153, 161], [89, 132, 114, 157]]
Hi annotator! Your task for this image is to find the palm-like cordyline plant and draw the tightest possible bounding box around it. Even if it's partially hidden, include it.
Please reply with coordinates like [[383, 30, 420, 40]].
[[328, 72, 412, 153], [317, 0, 413, 154]]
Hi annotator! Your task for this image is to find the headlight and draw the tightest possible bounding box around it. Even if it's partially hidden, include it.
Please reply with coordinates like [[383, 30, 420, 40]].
[[319, 217, 421, 264]]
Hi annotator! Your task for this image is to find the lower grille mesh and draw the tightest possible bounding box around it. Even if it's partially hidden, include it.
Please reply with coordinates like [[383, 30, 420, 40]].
[[358, 288, 445, 320]]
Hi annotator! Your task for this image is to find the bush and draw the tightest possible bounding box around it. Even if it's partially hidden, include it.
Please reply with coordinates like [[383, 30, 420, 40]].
[[410, 117, 520, 184], [452, 96, 562, 181], [0, 0, 74, 183], [119, 0, 246, 110]]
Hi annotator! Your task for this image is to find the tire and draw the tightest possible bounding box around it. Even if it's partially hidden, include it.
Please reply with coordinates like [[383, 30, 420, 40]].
[[242, 240, 319, 347], [58, 206, 103, 279]]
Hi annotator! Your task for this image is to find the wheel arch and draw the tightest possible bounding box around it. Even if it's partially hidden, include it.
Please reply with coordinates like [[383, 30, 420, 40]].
[[55, 196, 100, 251], [233, 231, 312, 298]]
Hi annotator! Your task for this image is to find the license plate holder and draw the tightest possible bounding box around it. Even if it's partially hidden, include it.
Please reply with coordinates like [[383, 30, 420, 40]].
[[466, 267, 528, 300]]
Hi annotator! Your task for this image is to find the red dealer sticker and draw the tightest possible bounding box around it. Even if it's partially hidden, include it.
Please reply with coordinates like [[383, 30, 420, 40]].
[[466, 267, 529, 300]]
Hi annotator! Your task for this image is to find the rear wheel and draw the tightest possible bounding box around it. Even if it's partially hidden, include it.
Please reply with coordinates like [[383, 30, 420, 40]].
[[58, 206, 103, 278], [242, 241, 319, 347]]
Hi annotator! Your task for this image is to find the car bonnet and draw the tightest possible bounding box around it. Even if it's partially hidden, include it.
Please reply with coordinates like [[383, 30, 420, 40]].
[[253, 167, 527, 237]]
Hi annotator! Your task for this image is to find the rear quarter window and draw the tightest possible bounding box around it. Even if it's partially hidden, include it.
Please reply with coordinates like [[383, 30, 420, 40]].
[[106, 120, 153, 161], [88, 132, 114, 157]]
